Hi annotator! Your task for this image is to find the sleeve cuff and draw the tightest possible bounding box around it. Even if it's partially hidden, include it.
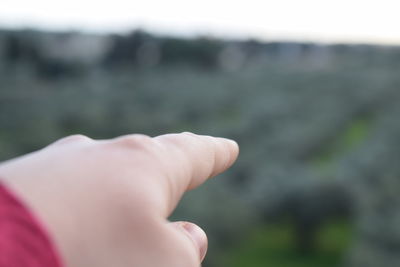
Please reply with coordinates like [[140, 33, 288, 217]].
[[0, 182, 63, 267]]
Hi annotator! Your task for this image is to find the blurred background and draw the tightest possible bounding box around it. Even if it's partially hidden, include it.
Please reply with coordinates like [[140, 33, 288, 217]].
[[1, 1, 400, 266]]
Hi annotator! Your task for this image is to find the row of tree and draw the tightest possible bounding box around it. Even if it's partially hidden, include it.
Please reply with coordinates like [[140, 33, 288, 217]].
[[2, 29, 399, 79]]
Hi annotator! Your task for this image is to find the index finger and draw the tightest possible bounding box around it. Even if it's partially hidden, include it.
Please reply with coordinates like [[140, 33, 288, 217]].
[[153, 132, 239, 215]]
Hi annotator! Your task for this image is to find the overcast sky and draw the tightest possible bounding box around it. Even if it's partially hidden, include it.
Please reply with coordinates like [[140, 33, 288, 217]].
[[1, 0, 400, 44]]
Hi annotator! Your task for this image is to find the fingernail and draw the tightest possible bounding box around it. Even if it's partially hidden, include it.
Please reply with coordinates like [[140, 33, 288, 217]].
[[181, 222, 208, 262]]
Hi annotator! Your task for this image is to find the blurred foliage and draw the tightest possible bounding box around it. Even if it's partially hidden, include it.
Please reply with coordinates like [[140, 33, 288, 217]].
[[311, 117, 372, 173], [218, 221, 352, 267], [1, 28, 400, 267]]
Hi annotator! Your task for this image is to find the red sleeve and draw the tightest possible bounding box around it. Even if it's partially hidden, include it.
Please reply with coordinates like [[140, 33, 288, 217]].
[[0, 182, 62, 267]]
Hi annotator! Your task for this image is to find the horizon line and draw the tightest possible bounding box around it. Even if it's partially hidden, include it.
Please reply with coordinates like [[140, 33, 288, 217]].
[[1, 24, 400, 47]]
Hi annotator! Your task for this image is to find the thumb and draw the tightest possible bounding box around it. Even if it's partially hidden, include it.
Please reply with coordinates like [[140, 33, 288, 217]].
[[171, 221, 208, 262]]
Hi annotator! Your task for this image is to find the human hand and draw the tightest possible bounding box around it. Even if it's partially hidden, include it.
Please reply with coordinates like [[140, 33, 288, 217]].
[[0, 133, 239, 267]]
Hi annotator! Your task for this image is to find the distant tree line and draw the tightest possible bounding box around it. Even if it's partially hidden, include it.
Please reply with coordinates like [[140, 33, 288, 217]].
[[1, 30, 84, 79], [103, 30, 223, 68], [2, 29, 400, 80]]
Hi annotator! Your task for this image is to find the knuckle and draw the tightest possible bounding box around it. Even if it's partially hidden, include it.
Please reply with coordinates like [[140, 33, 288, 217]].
[[53, 134, 92, 145], [181, 132, 200, 142], [112, 134, 155, 151], [66, 134, 92, 142], [166, 132, 197, 146], [182, 131, 197, 137]]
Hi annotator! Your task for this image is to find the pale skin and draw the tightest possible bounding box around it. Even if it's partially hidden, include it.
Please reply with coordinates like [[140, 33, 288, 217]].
[[0, 132, 239, 267]]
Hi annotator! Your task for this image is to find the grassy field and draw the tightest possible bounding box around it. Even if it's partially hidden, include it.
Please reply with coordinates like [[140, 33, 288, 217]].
[[218, 221, 353, 267]]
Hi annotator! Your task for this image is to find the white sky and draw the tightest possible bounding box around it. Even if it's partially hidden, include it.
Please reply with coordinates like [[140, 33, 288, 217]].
[[1, 0, 400, 44]]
